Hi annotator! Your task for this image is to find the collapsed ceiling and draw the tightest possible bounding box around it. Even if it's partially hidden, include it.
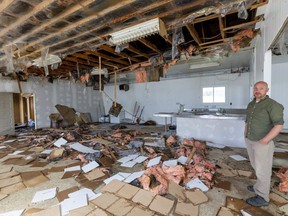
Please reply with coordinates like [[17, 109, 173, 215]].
[[0, 0, 267, 83]]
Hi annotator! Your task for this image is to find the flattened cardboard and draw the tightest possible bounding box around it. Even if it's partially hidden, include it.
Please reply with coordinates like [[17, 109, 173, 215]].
[[22, 208, 43, 216], [0, 170, 19, 180], [168, 180, 185, 201], [0, 193, 8, 201], [216, 168, 237, 177], [214, 177, 231, 191], [237, 170, 252, 178], [175, 202, 199, 216], [0, 182, 26, 194], [68, 203, 95, 216], [83, 169, 105, 181], [21, 171, 49, 187], [98, 156, 114, 167], [216, 207, 241, 216], [2, 157, 35, 166], [30, 161, 50, 168], [0, 175, 22, 188], [269, 192, 288, 207], [226, 196, 273, 216], [61, 170, 81, 179], [57, 186, 79, 202], [49, 148, 64, 159], [28, 206, 60, 216], [76, 173, 108, 190], [0, 166, 12, 174], [185, 189, 209, 205]]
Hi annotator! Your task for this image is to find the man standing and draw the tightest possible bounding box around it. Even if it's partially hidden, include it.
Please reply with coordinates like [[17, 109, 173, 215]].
[[245, 81, 284, 207]]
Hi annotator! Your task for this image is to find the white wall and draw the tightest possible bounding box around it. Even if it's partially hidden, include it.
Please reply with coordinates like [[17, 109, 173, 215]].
[[272, 56, 288, 129], [0, 93, 14, 135], [0, 77, 104, 129], [263, 0, 288, 51], [103, 72, 250, 125]]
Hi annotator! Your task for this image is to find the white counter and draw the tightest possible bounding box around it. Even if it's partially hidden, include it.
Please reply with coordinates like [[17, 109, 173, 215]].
[[176, 116, 246, 148]]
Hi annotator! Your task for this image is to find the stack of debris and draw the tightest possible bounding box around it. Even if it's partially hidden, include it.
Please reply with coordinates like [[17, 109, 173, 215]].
[[0, 124, 288, 215]]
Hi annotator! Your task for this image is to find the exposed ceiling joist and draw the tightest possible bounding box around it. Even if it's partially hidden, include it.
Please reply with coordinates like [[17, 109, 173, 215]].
[[185, 24, 202, 46], [138, 38, 162, 54]]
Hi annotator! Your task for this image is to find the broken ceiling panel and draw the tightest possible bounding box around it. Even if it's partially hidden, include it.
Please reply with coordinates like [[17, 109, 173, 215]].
[[0, 0, 267, 80]]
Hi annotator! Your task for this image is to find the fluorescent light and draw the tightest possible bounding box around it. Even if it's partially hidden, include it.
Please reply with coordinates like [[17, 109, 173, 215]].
[[109, 18, 167, 45], [189, 62, 220, 69]]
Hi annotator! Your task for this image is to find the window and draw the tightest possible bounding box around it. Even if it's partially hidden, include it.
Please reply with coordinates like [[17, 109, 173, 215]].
[[203, 86, 225, 103]]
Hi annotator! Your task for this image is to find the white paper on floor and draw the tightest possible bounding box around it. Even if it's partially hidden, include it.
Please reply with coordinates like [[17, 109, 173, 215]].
[[104, 173, 125, 184], [8, 150, 24, 155], [118, 172, 131, 178], [117, 154, 139, 163], [61, 193, 88, 215], [132, 156, 148, 163], [70, 142, 99, 153], [229, 154, 247, 161], [0, 146, 7, 149], [68, 188, 97, 201], [0, 209, 25, 216], [53, 137, 68, 148], [82, 161, 99, 173], [121, 161, 137, 168], [64, 165, 81, 173], [177, 156, 193, 165], [147, 156, 161, 167], [124, 171, 145, 183], [3, 140, 16, 143], [41, 149, 53, 154], [185, 177, 209, 192], [163, 159, 178, 167], [240, 209, 252, 216], [31, 187, 57, 203]]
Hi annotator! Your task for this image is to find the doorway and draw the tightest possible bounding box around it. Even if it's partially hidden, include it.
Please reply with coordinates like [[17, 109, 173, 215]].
[[13, 93, 35, 127]]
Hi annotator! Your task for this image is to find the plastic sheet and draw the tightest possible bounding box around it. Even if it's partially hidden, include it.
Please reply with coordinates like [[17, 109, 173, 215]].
[[115, 43, 129, 53], [3, 44, 14, 74], [41, 48, 49, 76], [279, 31, 288, 55], [172, 28, 185, 60]]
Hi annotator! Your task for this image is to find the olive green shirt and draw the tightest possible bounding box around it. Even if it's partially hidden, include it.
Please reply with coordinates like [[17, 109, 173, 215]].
[[245, 95, 284, 141]]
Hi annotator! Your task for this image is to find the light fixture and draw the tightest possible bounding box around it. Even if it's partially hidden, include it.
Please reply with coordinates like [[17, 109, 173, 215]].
[[32, 54, 62, 67], [189, 62, 220, 69], [109, 18, 167, 45], [91, 67, 108, 77]]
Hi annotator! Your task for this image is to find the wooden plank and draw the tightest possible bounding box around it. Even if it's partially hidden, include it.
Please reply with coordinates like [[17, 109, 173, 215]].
[[85, 50, 130, 66], [13, 0, 99, 44], [138, 38, 162, 54], [100, 45, 141, 63], [223, 15, 264, 31], [185, 24, 202, 45], [218, 15, 226, 39], [0, 0, 56, 37], [0, 0, 14, 14], [16, 0, 137, 58]]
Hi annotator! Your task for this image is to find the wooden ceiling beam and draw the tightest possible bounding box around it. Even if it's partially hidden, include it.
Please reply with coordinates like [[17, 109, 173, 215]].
[[126, 45, 150, 59], [12, 0, 137, 57], [84, 50, 130, 66], [185, 24, 202, 45], [15, 0, 202, 60], [12, 0, 99, 45], [138, 38, 162, 54], [0, 0, 14, 14], [223, 14, 264, 31], [63, 58, 93, 70], [99, 45, 141, 63], [0, 0, 56, 37], [72, 53, 117, 70], [218, 15, 226, 39]]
